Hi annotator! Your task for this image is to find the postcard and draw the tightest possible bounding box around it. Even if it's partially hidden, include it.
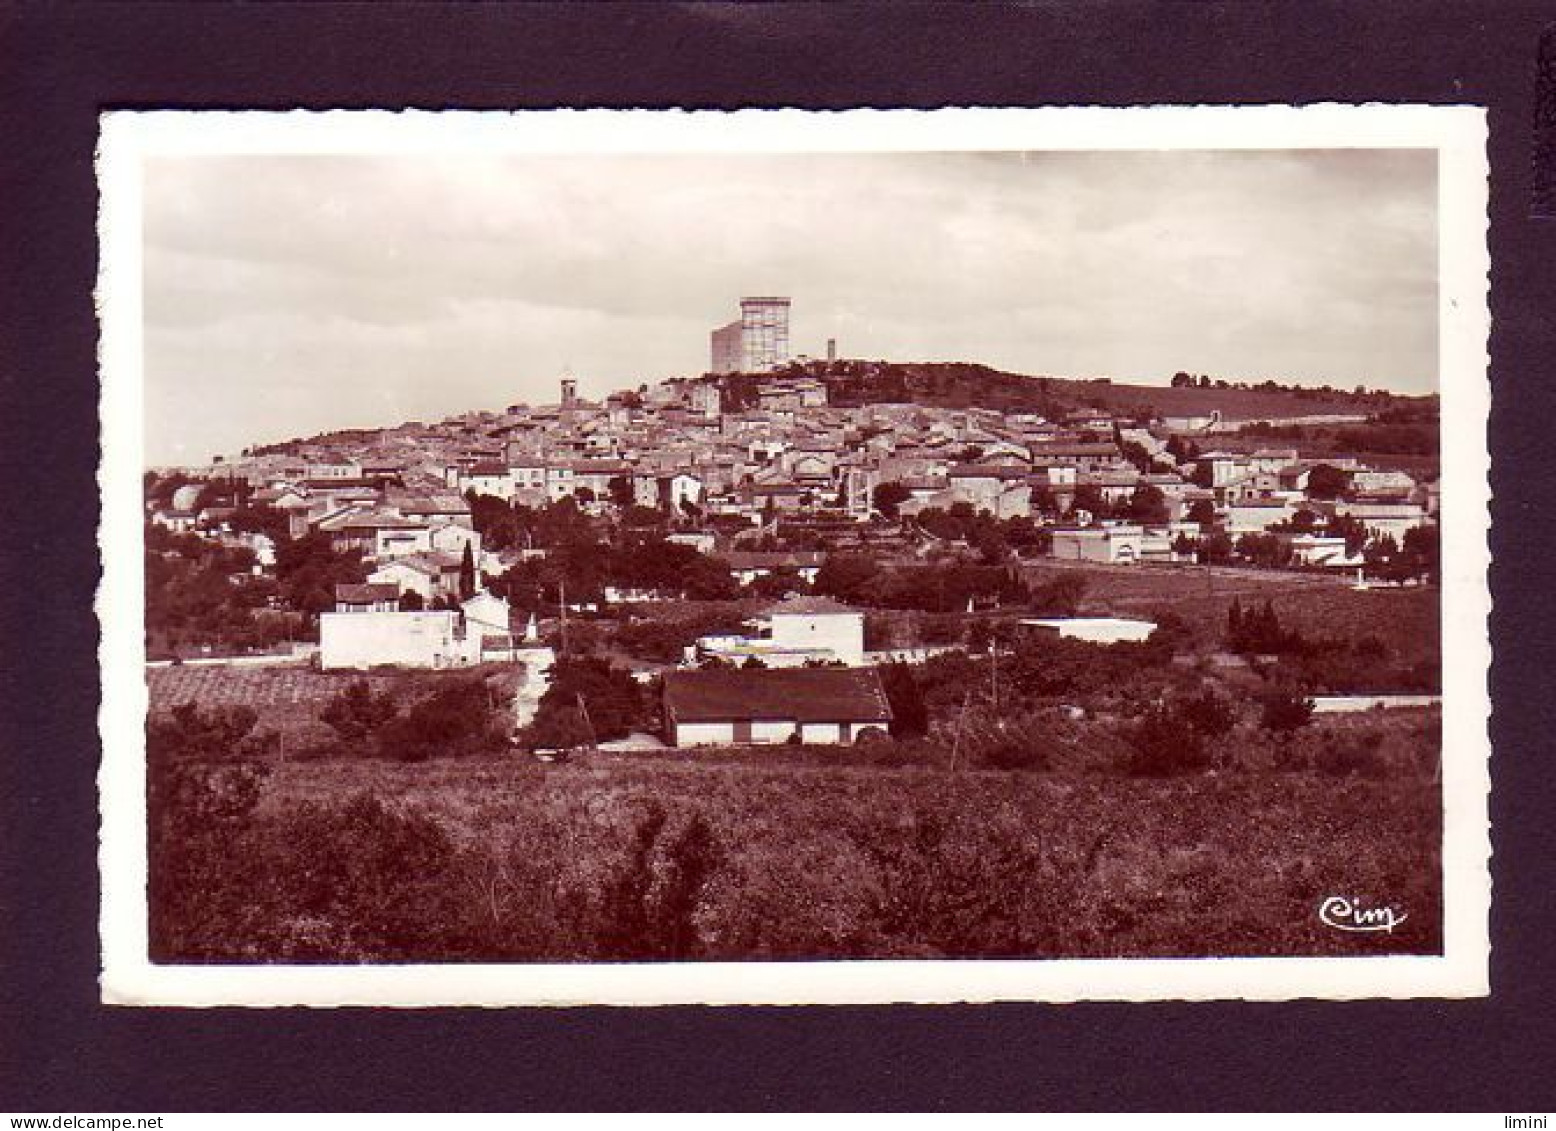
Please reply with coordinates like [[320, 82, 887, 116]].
[[96, 106, 1490, 1005]]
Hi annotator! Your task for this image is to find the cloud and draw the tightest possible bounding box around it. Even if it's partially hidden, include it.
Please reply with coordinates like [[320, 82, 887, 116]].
[[141, 148, 1437, 463]]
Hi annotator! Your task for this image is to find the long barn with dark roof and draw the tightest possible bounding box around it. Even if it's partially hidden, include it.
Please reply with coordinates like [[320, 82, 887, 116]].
[[662, 666, 892, 747]]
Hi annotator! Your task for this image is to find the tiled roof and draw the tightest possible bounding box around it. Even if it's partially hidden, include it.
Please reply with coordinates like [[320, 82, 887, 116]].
[[726, 551, 826, 570], [664, 667, 892, 725], [400, 495, 471, 514], [762, 595, 858, 616], [375, 551, 462, 577], [335, 583, 401, 603], [948, 464, 1030, 479]]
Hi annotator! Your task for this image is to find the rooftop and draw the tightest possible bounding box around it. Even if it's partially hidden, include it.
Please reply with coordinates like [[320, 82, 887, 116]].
[[762, 595, 858, 616], [664, 667, 891, 725]]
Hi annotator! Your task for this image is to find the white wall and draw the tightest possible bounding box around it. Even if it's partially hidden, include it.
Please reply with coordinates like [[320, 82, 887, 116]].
[[769, 612, 865, 666], [320, 611, 469, 670], [375, 527, 433, 559], [799, 722, 843, 743], [674, 721, 735, 747], [369, 562, 436, 601]]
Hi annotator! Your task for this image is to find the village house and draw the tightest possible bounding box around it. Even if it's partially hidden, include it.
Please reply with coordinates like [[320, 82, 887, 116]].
[[1049, 524, 1145, 565], [1225, 500, 1297, 535], [696, 596, 866, 668], [333, 583, 401, 614], [1019, 616, 1158, 644], [661, 666, 892, 747], [725, 550, 826, 587], [368, 551, 465, 603], [1332, 501, 1433, 543], [319, 590, 514, 670]]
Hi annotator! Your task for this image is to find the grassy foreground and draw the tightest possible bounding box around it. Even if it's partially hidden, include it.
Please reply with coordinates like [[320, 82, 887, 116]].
[[153, 750, 1442, 963]]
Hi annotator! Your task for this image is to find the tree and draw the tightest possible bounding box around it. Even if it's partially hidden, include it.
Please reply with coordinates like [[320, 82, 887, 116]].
[[1401, 523, 1440, 584], [1125, 483, 1169, 525], [872, 480, 913, 520], [1259, 688, 1314, 734], [1170, 371, 1195, 388], [525, 656, 644, 746], [607, 475, 635, 510], [1186, 498, 1218, 527], [375, 676, 504, 762], [1199, 531, 1234, 565], [879, 662, 929, 738], [398, 590, 425, 611], [320, 680, 399, 744], [458, 543, 477, 601], [1307, 463, 1351, 501], [274, 531, 367, 619], [1029, 571, 1088, 616], [814, 553, 879, 604]]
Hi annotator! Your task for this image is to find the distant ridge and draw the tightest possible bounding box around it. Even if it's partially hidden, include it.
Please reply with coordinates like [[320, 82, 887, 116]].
[[707, 360, 1433, 422]]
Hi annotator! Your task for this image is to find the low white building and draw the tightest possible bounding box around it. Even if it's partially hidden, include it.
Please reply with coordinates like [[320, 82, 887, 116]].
[[320, 592, 514, 670], [1226, 501, 1296, 535], [695, 596, 866, 668], [1020, 617, 1157, 645], [320, 610, 473, 670], [1333, 502, 1432, 543], [767, 597, 866, 667], [662, 666, 892, 747], [1048, 525, 1144, 565], [1285, 534, 1360, 568]]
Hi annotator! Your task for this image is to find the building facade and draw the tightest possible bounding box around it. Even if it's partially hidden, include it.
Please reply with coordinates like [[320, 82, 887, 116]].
[[709, 296, 792, 374]]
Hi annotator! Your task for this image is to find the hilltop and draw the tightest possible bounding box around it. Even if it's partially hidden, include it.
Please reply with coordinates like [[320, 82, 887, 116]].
[[706, 360, 1433, 423]]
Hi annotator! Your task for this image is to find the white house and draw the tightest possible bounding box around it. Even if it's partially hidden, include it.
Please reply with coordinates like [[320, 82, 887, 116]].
[[1333, 502, 1432, 543], [369, 551, 465, 602], [1019, 617, 1158, 645], [320, 610, 472, 669], [662, 666, 892, 747], [725, 550, 825, 587], [693, 596, 866, 668], [1225, 501, 1296, 535], [320, 591, 516, 670], [1048, 525, 1144, 565], [766, 597, 866, 667]]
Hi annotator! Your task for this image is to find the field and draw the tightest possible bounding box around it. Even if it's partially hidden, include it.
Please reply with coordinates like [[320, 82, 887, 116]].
[[152, 745, 1442, 962], [146, 662, 522, 742], [145, 570, 1444, 964], [1020, 560, 1440, 660]]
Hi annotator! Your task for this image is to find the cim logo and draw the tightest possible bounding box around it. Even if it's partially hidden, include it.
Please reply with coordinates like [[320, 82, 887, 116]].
[[1318, 894, 1409, 934]]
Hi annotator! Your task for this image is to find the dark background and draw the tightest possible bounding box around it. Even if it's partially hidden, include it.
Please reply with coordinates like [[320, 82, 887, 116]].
[[1, 0, 1551, 1112]]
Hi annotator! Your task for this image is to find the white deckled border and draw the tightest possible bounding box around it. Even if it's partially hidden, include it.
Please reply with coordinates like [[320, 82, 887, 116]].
[[96, 106, 1491, 1007]]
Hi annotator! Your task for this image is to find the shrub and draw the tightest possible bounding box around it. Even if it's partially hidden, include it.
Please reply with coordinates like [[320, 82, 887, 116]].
[[1259, 689, 1315, 734], [319, 679, 399, 743], [376, 677, 504, 761], [1124, 703, 1209, 777], [879, 661, 929, 738], [523, 655, 645, 748]]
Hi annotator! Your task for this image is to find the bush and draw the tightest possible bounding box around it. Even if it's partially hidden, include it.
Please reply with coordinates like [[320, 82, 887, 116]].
[[523, 655, 645, 748], [375, 677, 505, 761], [1259, 689, 1315, 735], [1124, 703, 1209, 777], [319, 679, 399, 743]]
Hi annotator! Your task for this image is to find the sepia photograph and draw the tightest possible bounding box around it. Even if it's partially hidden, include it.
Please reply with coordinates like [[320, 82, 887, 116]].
[[95, 107, 1490, 1006]]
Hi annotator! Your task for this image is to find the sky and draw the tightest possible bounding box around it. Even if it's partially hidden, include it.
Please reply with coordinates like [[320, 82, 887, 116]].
[[142, 148, 1438, 465]]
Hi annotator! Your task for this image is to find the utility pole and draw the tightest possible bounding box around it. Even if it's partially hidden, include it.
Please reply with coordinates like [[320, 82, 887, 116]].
[[991, 629, 1001, 717], [949, 687, 973, 774], [558, 574, 568, 654], [577, 691, 597, 754]]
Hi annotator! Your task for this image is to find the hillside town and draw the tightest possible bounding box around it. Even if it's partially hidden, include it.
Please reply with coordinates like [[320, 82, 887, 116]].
[[144, 296, 1440, 752]]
